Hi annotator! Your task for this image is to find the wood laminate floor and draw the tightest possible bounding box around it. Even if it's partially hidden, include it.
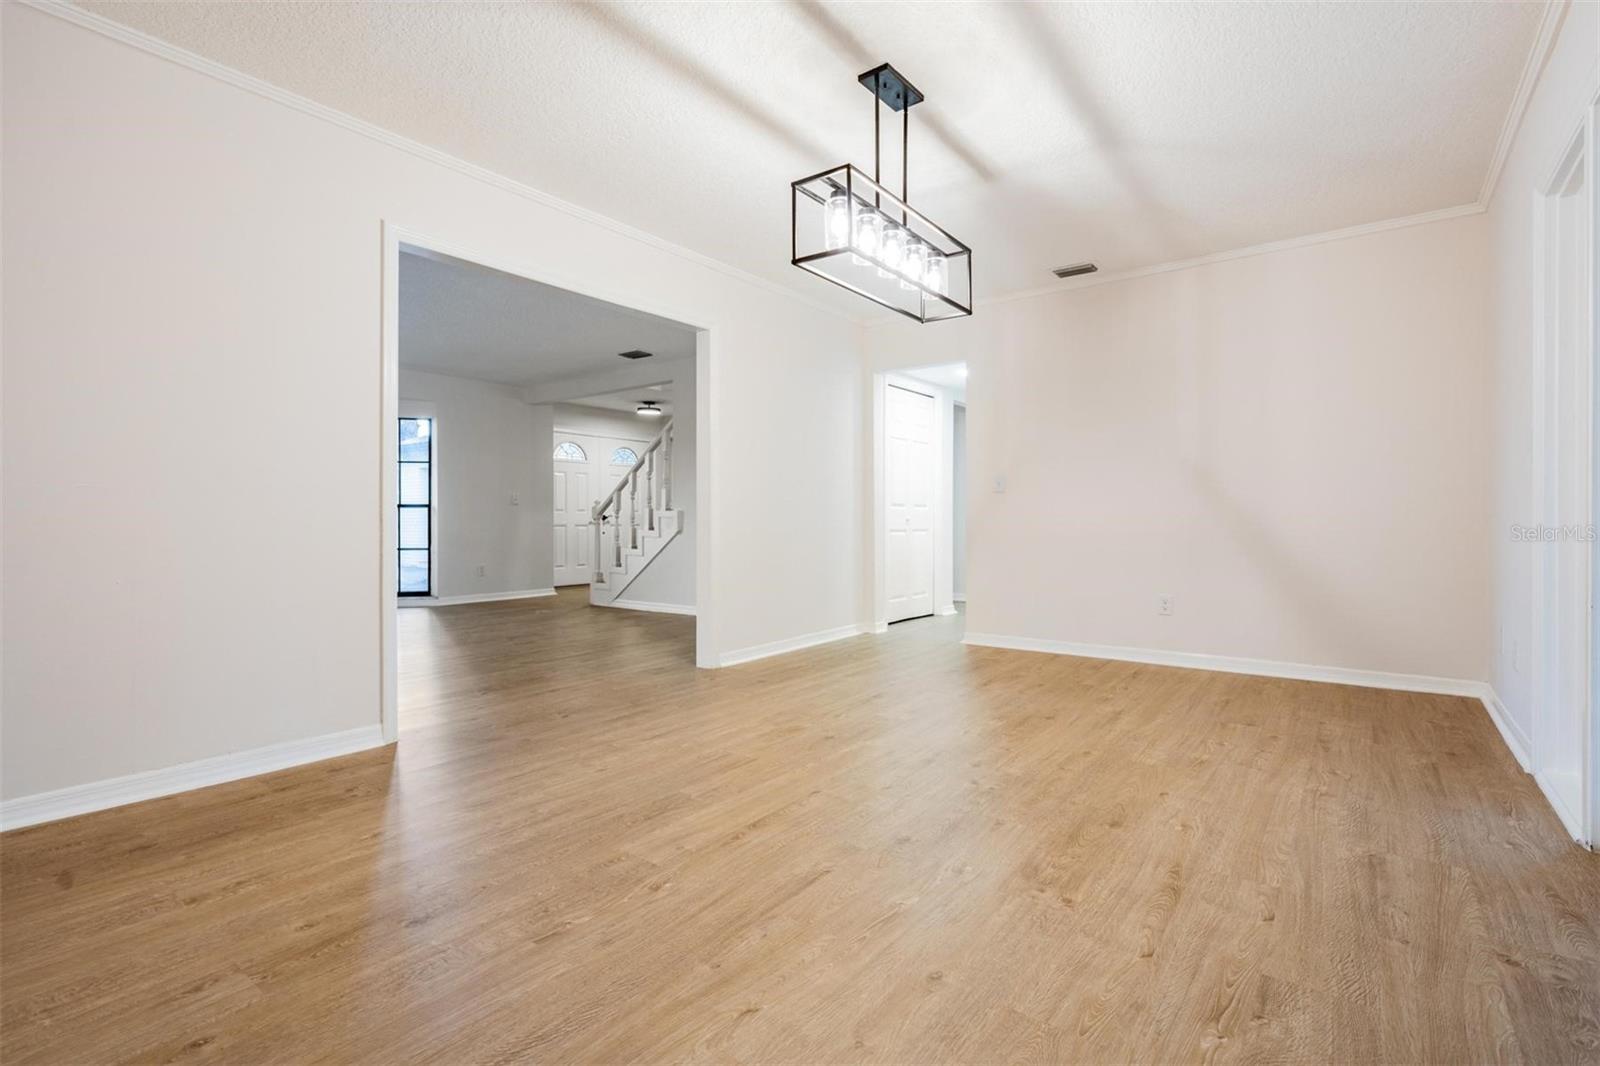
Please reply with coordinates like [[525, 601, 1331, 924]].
[[3, 590, 1597, 1064]]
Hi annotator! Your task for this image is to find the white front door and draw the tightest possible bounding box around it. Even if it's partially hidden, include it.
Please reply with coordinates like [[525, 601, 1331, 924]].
[[552, 434, 596, 586], [886, 383, 935, 623]]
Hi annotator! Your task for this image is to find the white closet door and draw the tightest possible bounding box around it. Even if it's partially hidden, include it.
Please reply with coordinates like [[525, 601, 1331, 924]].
[[885, 384, 935, 623]]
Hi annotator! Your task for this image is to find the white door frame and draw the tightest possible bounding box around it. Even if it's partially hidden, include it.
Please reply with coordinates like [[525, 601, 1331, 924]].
[[871, 368, 958, 632], [381, 222, 718, 743], [1529, 95, 1599, 848]]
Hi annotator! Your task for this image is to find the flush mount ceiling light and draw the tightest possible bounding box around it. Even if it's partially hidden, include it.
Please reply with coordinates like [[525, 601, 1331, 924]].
[[635, 400, 664, 417], [791, 63, 972, 324]]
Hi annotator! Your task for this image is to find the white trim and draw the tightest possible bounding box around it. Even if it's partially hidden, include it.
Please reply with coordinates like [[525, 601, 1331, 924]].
[[400, 588, 557, 608], [1480, 685, 1533, 771], [962, 632, 1487, 696], [1527, 105, 1597, 848], [17, 0, 854, 326], [693, 329, 716, 668], [600, 598, 696, 616], [979, 203, 1486, 309], [1536, 768, 1589, 843], [718, 624, 866, 668], [952, 595, 967, 603], [965, 632, 1546, 775], [0, 726, 387, 832], [1480, 0, 1570, 207]]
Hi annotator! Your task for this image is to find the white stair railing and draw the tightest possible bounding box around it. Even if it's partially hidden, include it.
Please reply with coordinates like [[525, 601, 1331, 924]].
[[591, 419, 674, 586]]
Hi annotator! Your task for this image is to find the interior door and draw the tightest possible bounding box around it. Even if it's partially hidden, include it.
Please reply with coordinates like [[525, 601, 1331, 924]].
[[552, 433, 596, 586], [886, 383, 935, 623], [1534, 134, 1594, 840]]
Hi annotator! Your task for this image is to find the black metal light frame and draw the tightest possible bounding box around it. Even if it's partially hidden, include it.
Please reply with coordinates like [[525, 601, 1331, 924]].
[[790, 63, 973, 324]]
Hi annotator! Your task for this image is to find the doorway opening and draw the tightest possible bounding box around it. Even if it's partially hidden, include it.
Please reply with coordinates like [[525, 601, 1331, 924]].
[[872, 362, 967, 632], [379, 226, 713, 743], [1532, 111, 1597, 847]]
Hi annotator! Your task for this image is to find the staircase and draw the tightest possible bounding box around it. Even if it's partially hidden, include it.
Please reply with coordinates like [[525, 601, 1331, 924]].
[[590, 418, 682, 605]]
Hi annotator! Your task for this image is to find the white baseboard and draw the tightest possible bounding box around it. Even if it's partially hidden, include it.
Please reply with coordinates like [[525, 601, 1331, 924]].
[[952, 594, 967, 603], [600, 599, 696, 616], [937, 605, 959, 617], [1475, 684, 1531, 771], [962, 632, 1487, 697], [718, 623, 866, 667], [961, 633, 1560, 816], [400, 588, 557, 608], [0, 724, 388, 832], [1534, 768, 1588, 844]]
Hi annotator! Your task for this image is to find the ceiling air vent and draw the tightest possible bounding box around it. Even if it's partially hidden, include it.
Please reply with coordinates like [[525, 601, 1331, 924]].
[[618, 350, 653, 360], [1052, 263, 1098, 279]]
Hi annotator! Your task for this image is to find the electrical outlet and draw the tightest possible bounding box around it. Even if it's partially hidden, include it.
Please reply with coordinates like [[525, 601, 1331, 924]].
[[510, 493, 520, 506], [992, 474, 1007, 494], [476, 565, 486, 579], [1157, 594, 1174, 616]]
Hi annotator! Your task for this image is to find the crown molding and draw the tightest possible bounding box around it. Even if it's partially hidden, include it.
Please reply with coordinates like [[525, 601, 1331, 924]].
[[1479, 0, 1569, 208], [19, 0, 857, 324], [971, 201, 1486, 312]]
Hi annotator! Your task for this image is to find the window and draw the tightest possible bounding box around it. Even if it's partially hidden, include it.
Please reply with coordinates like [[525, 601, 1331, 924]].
[[398, 417, 432, 596], [553, 440, 587, 462], [610, 446, 639, 467]]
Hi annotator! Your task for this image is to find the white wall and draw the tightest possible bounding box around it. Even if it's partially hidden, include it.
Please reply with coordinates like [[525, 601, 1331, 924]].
[[552, 402, 664, 442], [1, 5, 861, 802], [400, 370, 550, 599], [1486, 3, 1599, 756], [865, 212, 1493, 682]]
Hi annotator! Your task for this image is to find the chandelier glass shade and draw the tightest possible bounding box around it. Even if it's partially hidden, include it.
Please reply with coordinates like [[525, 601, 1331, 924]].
[[791, 65, 972, 324]]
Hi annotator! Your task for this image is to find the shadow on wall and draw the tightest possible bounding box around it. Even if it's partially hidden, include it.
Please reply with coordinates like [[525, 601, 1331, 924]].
[[1180, 264, 1397, 672]]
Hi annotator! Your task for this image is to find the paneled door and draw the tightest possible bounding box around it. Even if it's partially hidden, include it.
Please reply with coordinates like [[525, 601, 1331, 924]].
[[885, 383, 935, 623], [552, 434, 596, 586]]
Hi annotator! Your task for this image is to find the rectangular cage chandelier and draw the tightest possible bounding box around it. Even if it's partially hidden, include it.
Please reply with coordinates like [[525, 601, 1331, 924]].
[[791, 63, 972, 324]]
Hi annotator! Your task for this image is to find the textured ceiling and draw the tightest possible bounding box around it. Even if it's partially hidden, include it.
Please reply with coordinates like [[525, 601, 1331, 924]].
[[80, 1, 1543, 310], [399, 247, 697, 387]]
